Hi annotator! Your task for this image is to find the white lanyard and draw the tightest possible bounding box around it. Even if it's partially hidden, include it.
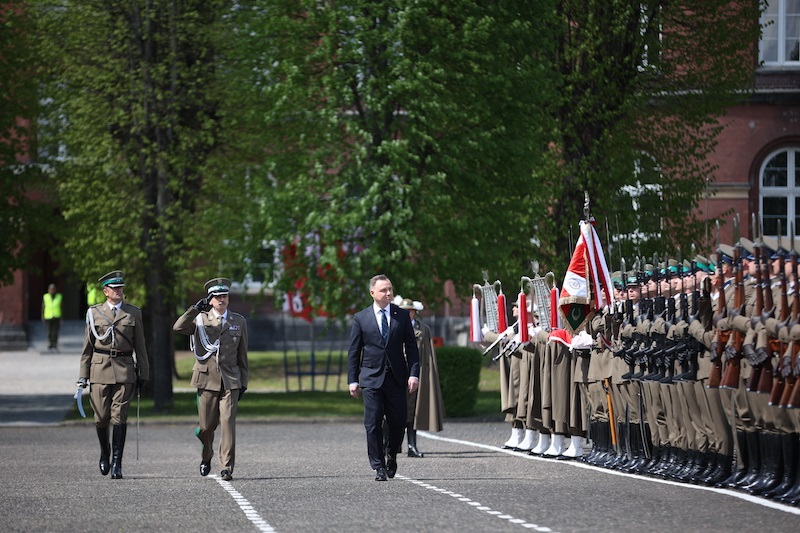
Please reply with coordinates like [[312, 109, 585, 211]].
[[189, 314, 220, 363]]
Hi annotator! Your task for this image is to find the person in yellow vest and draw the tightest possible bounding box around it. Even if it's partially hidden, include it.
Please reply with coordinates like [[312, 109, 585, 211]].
[[86, 283, 106, 306], [42, 283, 63, 351]]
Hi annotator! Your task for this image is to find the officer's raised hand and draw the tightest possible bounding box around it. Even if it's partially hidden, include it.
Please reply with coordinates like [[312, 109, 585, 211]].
[[193, 297, 212, 312]]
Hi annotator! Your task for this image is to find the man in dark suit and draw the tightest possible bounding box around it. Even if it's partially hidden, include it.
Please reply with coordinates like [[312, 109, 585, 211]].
[[348, 274, 420, 481]]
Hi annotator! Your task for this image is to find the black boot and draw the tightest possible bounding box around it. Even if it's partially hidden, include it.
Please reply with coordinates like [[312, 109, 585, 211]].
[[582, 422, 603, 464], [718, 430, 749, 488], [407, 425, 424, 458], [746, 432, 783, 495], [777, 435, 800, 503], [111, 423, 127, 480], [764, 433, 798, 499], [96, 426, 111, 476], [733, 430, 761, 490]]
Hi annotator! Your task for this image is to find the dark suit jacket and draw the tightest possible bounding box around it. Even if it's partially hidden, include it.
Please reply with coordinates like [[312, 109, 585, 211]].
[[347, 303, 420, 388]]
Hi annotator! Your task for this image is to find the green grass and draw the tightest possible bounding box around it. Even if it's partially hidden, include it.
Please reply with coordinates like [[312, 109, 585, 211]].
[[67, 352, 503, 422]]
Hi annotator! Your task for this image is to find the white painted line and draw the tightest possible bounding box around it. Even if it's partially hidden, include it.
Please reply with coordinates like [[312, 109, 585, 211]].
[[212, 474, 276, 532], [418, 431, 800, 516], [395, 473, 559, 532]]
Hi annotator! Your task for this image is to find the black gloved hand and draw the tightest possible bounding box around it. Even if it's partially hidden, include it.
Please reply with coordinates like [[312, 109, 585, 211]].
[[137, 378, 148, 391], [77, 377, 88, 389], [193, 297, 212, 312], [238, 387, 246, 401]]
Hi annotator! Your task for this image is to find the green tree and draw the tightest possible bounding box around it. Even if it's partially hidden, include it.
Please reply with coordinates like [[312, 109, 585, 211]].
[[34, 0, 227, 410], [222, 0, 560, 315], [540, 0, 763, 270], [0, 2, 53, 286]]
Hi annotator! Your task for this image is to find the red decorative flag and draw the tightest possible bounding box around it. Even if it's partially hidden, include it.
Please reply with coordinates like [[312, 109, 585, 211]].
[[559, 220, 614, 333]]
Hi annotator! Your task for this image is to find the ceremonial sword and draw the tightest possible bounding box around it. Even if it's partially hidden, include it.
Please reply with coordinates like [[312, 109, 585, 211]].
[[73, 386, 86, 418]]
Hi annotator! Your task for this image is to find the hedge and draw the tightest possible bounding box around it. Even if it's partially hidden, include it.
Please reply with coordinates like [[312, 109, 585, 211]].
[[436, 346, 482, 417]]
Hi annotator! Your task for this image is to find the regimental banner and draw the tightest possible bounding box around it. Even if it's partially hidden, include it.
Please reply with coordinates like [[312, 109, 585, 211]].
[[559, 220, 613, 334]]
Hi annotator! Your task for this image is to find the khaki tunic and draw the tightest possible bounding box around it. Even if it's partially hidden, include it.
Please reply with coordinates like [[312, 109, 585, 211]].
[[79, 302, 149, 426]]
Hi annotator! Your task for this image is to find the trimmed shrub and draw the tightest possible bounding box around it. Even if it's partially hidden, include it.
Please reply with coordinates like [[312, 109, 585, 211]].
[[436, 346, 482, 417]]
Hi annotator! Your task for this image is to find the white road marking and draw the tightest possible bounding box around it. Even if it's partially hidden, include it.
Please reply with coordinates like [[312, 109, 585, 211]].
[[419, 431, 800, 516], [397, 474, 558, 531], [212, 474, 276, 532]]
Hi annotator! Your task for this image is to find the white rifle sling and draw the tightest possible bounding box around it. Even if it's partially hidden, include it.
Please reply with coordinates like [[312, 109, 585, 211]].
[[191, 313, 219, 362]]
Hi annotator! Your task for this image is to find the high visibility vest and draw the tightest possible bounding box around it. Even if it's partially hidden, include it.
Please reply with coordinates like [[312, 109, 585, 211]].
[[43, 293, 63, 320], [87, 287, 105, 306]]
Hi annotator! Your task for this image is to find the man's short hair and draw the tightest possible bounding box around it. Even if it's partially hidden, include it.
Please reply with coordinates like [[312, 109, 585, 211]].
[[369, 274, 391, 290]]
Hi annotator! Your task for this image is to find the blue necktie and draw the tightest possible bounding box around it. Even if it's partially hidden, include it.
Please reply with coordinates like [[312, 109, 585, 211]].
[[380, 309, 389, 344]]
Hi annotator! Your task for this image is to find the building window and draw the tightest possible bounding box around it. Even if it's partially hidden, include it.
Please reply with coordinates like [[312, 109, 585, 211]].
[[760, 0, 800, 66], [614, 154, 663, 256], [761, 147, 800, 237]]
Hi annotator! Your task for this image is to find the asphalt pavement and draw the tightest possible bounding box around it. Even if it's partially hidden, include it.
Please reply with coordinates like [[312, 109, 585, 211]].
[[1, 327, 800, 532]]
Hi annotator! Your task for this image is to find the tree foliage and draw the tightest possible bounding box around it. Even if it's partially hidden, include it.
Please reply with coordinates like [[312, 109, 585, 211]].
[[13, 0, 764, 355], [34, 0, 227, 410], [222, 0, 560, 315], [0, 2, 53, 286], [541, 0, 763, 271]]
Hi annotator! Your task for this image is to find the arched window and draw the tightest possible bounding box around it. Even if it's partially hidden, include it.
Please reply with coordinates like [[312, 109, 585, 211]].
[[761, 147, 800, 236]]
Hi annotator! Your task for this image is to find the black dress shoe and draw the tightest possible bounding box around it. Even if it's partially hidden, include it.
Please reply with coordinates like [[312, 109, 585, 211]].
[[374, 467, 387, 481], [386, 457, 397, 478], [199, 461, 210, 477], [221, 469, 232, 481]]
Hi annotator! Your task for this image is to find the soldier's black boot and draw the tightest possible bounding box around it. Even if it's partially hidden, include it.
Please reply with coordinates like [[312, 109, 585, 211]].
[[719, 430, 749, 488], [675, 449, 702, 482], [733, 430, 761, 490], [111, 423, 127, 480], [583, 422, 601, 464], [745, 432, 782, 495], [765, 433, 798, 499], [776, 438, 800, 503], [407, 425, 424, 458], [707, 452, 734, 486], [96, 426, 111, 476]]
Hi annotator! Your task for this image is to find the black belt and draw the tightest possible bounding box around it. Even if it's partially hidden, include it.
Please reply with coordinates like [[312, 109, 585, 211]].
[[94, 348, 133, 358]]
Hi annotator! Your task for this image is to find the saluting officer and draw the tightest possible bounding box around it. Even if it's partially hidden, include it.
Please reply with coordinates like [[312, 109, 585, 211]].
[[173, 278, 249, 482], [77, 271, 149, 480]]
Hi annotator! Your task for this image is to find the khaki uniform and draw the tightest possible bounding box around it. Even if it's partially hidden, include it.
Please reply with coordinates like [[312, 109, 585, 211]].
[[80, 302, 149, 426], [174, 307, 248, 474]]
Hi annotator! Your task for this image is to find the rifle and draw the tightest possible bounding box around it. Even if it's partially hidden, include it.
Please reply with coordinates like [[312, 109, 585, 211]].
[[777, 227, 798, 407], [660, 256, 679, 383], [769, 225, 791, 405], [481, 320, 518, 357], [720, 217, 746, 390], [707, 221, 729, 389], [755, 221, 779, 393], [746, 216, 767, 392]]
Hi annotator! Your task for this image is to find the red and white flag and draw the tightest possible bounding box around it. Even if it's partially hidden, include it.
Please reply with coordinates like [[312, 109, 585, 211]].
[[559, 220, 614, 333]]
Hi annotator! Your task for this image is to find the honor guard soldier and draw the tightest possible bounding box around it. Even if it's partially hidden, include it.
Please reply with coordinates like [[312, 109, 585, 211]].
[[173, 277, 249, 482], [77, 271, 149, 479]]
